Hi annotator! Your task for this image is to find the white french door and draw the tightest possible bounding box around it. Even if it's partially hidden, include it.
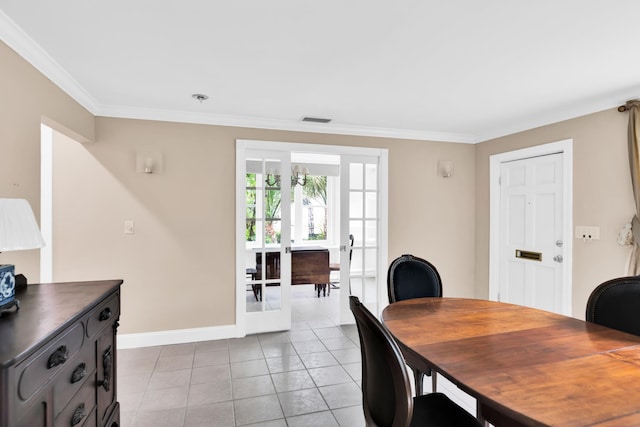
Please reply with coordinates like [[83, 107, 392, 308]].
[[236, 140, 388, 335], [243, 150, 292, 334], [339, 155, 382, 323]]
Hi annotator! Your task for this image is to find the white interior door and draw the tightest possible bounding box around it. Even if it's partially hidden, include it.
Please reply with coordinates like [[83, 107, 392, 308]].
[[499, 153, 564, 313], [339, 155, 381, 322], [243, 150, 292, 334]]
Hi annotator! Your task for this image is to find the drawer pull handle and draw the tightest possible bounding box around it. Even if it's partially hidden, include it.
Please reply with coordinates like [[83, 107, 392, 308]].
[[71, 403, 86, 426], [99, 307, 113, 321], [98, 345, 112, 391], [47, 345, 69, 369], [71, 363, 87, 383]]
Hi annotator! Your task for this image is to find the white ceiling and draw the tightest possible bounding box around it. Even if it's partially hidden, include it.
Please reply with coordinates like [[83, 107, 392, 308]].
[[1, 0, 639, 143]]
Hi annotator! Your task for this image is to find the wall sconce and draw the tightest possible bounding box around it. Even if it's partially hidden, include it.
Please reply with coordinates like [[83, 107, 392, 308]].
[[264, 165, 310, 187], [438, 160, 454, 178], [136, 152, 163, 174]]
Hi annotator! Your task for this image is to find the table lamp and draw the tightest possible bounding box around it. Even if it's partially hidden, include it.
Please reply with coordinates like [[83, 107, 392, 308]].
[[0, 198, 45, 313]]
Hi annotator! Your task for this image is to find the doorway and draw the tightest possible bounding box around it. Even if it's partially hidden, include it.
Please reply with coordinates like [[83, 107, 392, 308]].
[[235, 140, 388, 336], [489, 139, 573, 315]]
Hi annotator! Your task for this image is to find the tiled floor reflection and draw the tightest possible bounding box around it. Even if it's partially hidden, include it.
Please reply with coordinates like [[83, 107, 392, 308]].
[[118, 284, 365, 426]]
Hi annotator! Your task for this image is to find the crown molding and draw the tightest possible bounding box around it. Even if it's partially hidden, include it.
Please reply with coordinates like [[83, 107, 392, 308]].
[[476, 87, 640, 142], [0, 10, 100, 113], [96, 104, 478, 143]]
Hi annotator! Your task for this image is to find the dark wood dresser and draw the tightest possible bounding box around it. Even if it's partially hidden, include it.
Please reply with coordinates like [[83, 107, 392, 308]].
[[0, 280, 122, 427]]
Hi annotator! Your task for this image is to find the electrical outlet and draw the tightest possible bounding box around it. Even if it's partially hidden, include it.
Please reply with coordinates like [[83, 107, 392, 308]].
[[124, 220, 135, 234], [575, 226, 599, 241]]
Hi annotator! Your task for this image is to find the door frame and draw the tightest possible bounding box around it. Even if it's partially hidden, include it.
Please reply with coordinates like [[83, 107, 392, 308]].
[[235, 139, 388, 336], [489, 139, 573, 315]]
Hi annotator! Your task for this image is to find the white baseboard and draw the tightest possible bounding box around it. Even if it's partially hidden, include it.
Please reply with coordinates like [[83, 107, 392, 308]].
[[117, 324, 241, 349]]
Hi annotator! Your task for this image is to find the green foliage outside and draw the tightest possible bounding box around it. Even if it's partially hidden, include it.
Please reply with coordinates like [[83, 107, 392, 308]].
[[302, 175, 327, 240], [245, 173, 327, 243]]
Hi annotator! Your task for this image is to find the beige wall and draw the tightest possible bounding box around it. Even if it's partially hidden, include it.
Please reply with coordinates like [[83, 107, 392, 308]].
[[475, 109, 635, 317], [52, 119, 476, 334], [0, 41, 94, 282]]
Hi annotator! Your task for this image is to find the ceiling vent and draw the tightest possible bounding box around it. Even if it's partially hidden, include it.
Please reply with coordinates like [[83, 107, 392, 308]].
[[301, 116, 332, 124]]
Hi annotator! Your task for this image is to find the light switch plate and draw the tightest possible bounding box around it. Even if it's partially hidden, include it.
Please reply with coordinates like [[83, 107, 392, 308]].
[[124, 220, 135, 234]]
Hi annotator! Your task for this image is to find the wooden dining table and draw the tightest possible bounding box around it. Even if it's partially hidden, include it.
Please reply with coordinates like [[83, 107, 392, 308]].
[[381, 297, 640, 427]]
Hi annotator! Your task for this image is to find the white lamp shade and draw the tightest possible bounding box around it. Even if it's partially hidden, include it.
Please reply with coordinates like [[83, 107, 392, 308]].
[[0, 199, 45, 251]]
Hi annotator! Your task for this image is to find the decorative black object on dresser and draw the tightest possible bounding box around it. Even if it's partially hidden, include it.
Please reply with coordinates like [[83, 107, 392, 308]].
[[0, 280, 123, 427]]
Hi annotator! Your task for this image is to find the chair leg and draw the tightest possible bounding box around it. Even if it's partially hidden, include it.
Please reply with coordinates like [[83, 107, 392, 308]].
[[252, 284, 262, 301], [412, 367, 437, 395], [413, 367, 424, 396]]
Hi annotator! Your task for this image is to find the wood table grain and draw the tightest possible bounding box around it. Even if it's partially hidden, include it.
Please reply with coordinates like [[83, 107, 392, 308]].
[[381, 298, 640, 427]]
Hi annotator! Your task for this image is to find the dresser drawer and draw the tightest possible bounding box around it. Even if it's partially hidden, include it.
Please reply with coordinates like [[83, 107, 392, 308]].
[[55, 379, 96, 427], [16, 399, 45, 427], [53, 341, 97, 419], [86, 292, 120, 339], [18, 321, 85, 402]]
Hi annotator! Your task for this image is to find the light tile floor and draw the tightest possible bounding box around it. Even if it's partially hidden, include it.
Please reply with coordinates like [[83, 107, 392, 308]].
[[118, 284, 367, 426]]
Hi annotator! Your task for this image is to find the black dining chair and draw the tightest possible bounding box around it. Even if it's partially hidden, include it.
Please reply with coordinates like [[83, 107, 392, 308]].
[[586, 275, 640, 336], [387, 254, 442, 395], [349, 296, 482, 427]]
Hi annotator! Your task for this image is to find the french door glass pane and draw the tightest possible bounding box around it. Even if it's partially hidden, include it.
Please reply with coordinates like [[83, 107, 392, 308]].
[[349, 193, 363, 218], [350, 163, 363, 190], [365, 220, 377, 245], [351, 247, 363, 275], [365, 193, 377, 219], [350, 277, 363, 299], [365, 164, 377, 190], [349, 220, 363, 245], [364, 248, 377, 276]]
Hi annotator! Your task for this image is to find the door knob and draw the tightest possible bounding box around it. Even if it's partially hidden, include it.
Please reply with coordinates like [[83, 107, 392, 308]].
[[555, 240, 563, 247], [553, 255, 563, 263]]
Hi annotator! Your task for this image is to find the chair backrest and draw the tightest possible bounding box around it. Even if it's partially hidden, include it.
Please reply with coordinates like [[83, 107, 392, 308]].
[[387, 254, 443, 303], [348, 234, 355, 262], [586, 276, 640, 336], [350, 296, 413, 427]]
